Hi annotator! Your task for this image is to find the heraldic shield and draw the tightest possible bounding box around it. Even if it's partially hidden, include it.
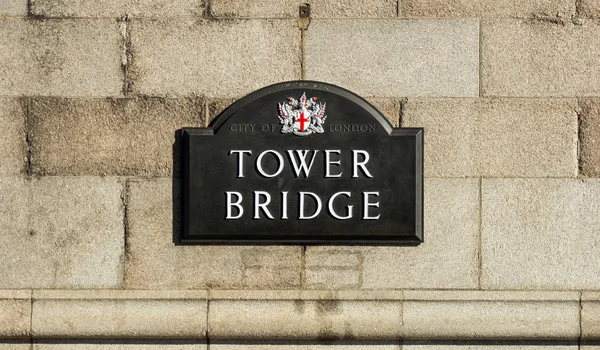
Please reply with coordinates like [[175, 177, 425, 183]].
[[278, 92, 327, 136]]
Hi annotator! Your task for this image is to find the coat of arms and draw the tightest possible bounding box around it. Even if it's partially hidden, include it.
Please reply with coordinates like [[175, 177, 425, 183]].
[[278, 93, 327, 136]]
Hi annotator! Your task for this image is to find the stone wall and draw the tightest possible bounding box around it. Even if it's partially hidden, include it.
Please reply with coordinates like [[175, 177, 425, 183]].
[[1, 0, 600, 349]]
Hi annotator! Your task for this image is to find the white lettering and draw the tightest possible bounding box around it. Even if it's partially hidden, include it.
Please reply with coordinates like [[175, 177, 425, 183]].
[[229, 150, 252, 178], [225, 191, 243, 219], [281, 191, 289, 219], [253, 191, 274, 219], [287, 150, 318, 178], [362, 191, 380, 220], [256, 150, 284, 178], [328, 191, 353, 220], [352, 150, 373, 178], [324, 150, 342, 178], [299, 192, 322, 220]]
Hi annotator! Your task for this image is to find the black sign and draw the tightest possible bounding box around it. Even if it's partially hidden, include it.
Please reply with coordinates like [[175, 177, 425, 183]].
[[181, 81, 423, 245]]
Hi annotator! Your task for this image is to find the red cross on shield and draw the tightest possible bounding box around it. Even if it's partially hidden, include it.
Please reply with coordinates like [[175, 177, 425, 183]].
[[294, 107, 311, 132]]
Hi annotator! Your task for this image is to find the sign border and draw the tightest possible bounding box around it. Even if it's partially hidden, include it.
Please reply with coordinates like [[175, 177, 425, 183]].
[[180, 81, 423, 245]]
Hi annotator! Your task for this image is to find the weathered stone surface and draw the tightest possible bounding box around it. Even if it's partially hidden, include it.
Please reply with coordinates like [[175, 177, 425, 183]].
[[401, 0, 574, 18], [482, 20, 600, 97], [34, 342, 206, 349], [208, 291, 579, 340], [306, 179, 479, 289], [207, 97, 237, 125], [404, 341, 577, 349], [481, 179, 600, 289], [582, 292, 600, 339], [125, 178, 301, 289], [403, 291, 580, 339], [209, 0, 396, 17], [33, 289, 206, 299], [29, 98, 203, 176], [209, 300, 402, 339], [32, 290, 206, 338], [23, 290, 585, 340], [366, 98, 401, 127], [130, 19, 300, 98], [0, 177, 124, 288], [211, 341, 399, 349], [402, 98, 578, 177], [0, 342, 30, 350], [0, 19, 122, 97], [403, 290, 579, 301], [210, 290, 404, 301], [0, 290, 31, 337], [305, 20, 478, 97], [0, 0, 27, 16], [579, 0, 600, 17], [305, 250, 363, 289], [302, 245, 390, 289], [580, 99, 600, 177], [30, 0, 202, 17], [0, 99, 26, 175]]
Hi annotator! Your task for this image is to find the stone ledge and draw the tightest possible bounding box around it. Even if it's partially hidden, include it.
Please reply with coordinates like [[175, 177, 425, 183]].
[[0, 290, 590, 340], [0, 290, 31, 299], [33, 289, 208, 300], [581, 292, 600, 339], [402, 300, 579, 339], [0, 290, 31, 338], [210, 299, 402, 339], [403, 290, 580, 301], [209, 290, 404, 300], [31, 290, 208, 338]]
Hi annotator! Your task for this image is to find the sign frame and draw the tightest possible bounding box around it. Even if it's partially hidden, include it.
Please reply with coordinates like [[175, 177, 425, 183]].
[[181, 81, 423, 245]]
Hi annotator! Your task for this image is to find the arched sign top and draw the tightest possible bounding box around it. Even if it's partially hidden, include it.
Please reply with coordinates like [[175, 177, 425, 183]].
[[210, 80, 394, 135], [181, 81, 423, 245]]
